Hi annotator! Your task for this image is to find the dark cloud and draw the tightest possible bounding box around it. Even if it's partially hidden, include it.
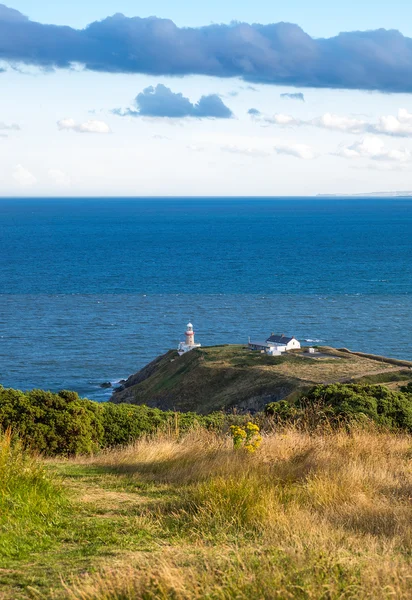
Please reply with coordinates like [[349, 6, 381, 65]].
[[281, 92, 305, 101], [2, 5, 412, 92], [248, 108, 261, 116], [113, 84, 233, 118], [0, 4, 27, 22]]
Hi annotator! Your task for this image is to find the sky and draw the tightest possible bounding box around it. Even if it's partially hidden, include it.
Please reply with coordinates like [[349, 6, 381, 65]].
[[2, 1, 412, 196]]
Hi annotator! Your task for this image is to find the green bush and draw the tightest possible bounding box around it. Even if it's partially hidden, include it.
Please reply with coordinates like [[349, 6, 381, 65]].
[[0, 387, 104, 455], [0, 386, 227, 456], [266, 383, 412, 431], [400, 381, 412, 394]]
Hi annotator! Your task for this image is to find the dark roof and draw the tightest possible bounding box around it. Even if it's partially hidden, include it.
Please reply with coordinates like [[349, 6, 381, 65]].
[[266, 334, 294, 344]]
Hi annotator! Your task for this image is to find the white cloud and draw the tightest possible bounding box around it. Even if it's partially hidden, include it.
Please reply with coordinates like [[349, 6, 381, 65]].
[[221, 145, 270, 158], [274, 143, 316, 160], [57, 118, 111, 134], [48, 169, 71, 186], [252, 108, 412, 138], [0, 121, 20, 131], [356, 163, 410, 172], [12, 164, 37, 186], [371, 109, 412, 137], [334, 137, 411, 162], [311, 113, 366, 133], [270, 114, 300, 126]]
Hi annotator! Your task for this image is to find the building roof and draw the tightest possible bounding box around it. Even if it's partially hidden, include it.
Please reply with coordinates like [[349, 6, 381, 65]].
[[266, 334, 295, 344], [249, 340, 272, 348]]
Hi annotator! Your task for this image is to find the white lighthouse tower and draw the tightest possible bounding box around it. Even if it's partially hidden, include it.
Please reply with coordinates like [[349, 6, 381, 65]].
[[178, 322, 201, 355]]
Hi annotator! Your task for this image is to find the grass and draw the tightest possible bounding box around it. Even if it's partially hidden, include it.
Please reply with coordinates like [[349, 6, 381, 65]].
[[2, 427, 412, 599], [0, 429, 67, 561], [112, 345, 411, 414]]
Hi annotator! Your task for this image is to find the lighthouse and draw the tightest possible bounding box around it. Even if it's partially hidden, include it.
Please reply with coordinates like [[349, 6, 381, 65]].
[[178, 322, 202, 355]]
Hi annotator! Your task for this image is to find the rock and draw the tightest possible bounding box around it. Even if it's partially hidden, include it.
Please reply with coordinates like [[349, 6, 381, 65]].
[[100, 382, 112, 389]]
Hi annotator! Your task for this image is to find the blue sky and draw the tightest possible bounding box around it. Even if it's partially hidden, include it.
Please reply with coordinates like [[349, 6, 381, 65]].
[[2, 1, 412, 196]]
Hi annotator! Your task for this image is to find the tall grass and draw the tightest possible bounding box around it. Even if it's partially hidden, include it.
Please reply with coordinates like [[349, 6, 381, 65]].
[[0, 429, 66, 559], [66, 427, 412, 599]]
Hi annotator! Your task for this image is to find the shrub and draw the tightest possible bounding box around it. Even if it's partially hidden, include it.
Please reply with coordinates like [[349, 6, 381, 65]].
[[266, 383, 412, 432], [0, 386, 227, 456], [230, 422, 262, 452], [0, 387, 104, 455]]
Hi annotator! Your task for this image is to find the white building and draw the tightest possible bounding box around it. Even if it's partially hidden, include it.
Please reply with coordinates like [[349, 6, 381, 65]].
[[248, 334, 301, 355], [266, 334, 301, 351], [178, 322, 202, 355]]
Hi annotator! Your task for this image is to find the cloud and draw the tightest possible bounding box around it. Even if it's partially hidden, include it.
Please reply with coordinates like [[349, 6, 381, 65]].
[[187, 145, 204, 152], [310, 113, 366, 133], [12, 164, 37, 186], [2, 6, 412, 92], [256, 111, 365, 131], [248, 108, 261, 117], [113, 85, 233, 119], [0, 4, 28, 22], [0, 121, 20, 131], [274, 143, 316, 160], [221, 145, 270, 158], [57, 118, 111, 133], [270, 114, 301, 126], [252, 108, 412, 138], [280, 92, 305, 101], [371, 109, 412, 137], [334, 137, 411, 162], [48, 169, 71, 186]]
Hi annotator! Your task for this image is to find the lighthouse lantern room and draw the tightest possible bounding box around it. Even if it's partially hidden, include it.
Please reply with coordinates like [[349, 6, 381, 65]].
[[178, 322, 202, 355]]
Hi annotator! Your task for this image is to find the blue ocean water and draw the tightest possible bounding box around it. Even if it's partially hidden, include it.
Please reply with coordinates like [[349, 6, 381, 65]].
[[0, 198, 411, 401]]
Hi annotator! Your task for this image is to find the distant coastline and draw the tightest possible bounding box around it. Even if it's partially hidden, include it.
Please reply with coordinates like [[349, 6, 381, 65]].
[[318, 191, 412, 198]]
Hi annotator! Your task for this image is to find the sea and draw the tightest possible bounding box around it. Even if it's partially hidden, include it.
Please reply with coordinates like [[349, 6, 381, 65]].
[[0, 198, 411, 401]]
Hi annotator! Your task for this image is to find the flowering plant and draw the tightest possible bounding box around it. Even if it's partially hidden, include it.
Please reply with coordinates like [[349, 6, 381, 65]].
[[230, 422, 262, 453]]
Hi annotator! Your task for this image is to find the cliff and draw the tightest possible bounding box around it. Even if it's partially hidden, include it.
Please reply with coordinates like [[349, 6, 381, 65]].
[[110, 345, 412, 414]]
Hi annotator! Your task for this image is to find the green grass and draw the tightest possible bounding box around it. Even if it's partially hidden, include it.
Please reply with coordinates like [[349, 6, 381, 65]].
[[2, 429, 412, 599], [354, 369, 412, 385], [0, 430, 67, 561]]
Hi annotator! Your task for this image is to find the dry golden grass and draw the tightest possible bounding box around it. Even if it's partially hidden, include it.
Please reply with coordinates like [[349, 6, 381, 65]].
[[202, 344, 404, 383], [64, 428, 412, 600], [260, 355, 403, 384]]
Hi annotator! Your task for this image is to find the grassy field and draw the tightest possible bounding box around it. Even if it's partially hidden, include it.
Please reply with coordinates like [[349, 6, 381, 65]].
[[112, 345, 412, 413], [1, 427, 412, 599]]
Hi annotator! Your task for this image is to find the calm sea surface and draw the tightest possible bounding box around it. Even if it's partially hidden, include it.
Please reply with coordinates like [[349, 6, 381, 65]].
[[0, 198, 411, 400]]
